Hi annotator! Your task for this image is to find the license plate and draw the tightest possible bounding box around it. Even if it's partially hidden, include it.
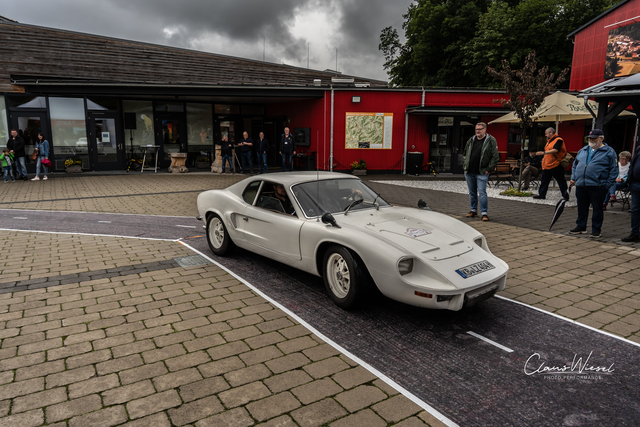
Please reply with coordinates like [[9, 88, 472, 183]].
[[455, 261, 495, 279]]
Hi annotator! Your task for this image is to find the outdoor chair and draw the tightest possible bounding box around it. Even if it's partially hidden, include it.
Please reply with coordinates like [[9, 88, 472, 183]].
[[610, 187, 630, 211], [491, 163, 515, 188]]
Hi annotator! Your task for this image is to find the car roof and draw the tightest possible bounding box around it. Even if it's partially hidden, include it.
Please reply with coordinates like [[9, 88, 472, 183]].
[[242, 171, 358, 187]]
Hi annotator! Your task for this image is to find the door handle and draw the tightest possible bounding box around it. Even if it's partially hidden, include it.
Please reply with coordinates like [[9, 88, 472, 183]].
[[242, 217, 248, 221]]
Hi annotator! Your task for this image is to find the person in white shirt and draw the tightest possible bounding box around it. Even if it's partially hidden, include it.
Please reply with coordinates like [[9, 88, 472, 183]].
[[604, 150, 632, 209]]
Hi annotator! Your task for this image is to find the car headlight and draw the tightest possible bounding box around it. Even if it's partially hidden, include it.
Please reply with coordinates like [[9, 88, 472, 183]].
[[398, 258, 414, 276]]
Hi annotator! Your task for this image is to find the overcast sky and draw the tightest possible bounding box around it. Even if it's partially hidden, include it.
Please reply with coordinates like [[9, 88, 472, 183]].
[[1, 0, 414, 82]]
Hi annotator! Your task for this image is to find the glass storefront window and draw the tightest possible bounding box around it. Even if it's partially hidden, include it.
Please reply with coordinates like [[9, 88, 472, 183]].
[[187, 103, 213, 161], [49, 97, 89, 168], [215, 104, 239, 114], [155, 102, 184, 113], [122, 101, 154, 159], [0, 96, 8, 148], [6, 96, 47, 109]]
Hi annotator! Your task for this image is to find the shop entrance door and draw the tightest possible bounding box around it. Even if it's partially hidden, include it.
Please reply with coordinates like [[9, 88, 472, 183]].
[[155, 113, 187, 169], [9, 111, 49, 173], [88, 112, 124, 171], [453, 118, 476, 174], [430, 117, 454, 173]]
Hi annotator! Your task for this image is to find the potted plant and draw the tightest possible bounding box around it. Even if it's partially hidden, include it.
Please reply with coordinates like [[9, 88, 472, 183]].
[[64, 156, 83, 173], [350, 159, 367, 176], [195, 156, 210, 169]]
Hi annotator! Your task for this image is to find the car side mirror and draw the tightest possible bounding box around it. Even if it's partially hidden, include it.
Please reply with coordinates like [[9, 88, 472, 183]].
[[418, 199, 430, 210], [322, 212, 341, 228]]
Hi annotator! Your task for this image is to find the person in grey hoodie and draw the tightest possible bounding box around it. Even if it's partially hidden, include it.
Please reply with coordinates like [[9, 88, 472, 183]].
[[569, 129, 618, 238]]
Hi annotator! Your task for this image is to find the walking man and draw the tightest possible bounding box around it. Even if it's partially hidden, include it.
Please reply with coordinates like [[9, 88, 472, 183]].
[[533, 128, 569, 200], [462, 122, 499, 221], [239, 131, 253, 174], [6, 129, 28, 180], [621, 144, 640, 242], [280, 127, 295, 172], [569, 129, 617, 238], [257, 132, 270, 174]]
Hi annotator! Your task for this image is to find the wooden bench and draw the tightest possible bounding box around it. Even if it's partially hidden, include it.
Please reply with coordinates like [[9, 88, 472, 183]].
[[491, 163, 515, 188]]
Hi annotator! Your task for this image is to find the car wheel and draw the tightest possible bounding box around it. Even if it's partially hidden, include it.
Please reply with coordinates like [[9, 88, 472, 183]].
[[323, 245, 367, 309], [206, 214, 234, 256]]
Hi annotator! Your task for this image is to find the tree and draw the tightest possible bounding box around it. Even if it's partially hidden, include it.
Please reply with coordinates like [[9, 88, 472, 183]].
[[381, 0, 617, 87], [487, 51, 569, 191]]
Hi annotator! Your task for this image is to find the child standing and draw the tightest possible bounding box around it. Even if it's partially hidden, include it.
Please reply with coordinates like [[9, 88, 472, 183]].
[[1, 148, 16, 182]]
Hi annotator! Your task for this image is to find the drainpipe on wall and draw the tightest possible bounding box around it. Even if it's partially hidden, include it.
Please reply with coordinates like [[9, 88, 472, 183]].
[[403, 110, 409, 175], [330, 85, 334, 172], [421, 86, 425, 107], [583, 96, 597, 130]]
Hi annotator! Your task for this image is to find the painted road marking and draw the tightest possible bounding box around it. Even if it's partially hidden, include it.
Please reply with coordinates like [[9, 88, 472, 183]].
[[98, 221, 112, 223], [13, 217, 28, 220], [467, 331, 514, 353], [176, 225, 197, 228]]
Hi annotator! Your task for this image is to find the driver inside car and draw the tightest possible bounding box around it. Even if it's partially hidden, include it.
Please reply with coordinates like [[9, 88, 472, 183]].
[[261, 184, 296, 216]]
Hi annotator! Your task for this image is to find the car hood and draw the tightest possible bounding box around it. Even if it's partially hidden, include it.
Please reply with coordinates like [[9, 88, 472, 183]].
[[341, 208, 474, 261]]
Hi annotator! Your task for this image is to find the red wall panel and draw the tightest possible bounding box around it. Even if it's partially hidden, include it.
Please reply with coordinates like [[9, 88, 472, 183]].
[[570, 0, 640, 91]]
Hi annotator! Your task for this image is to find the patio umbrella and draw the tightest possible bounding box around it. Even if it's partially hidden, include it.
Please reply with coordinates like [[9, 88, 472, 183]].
[[489, 91, 634, 132], [549, 187, 572, 231]]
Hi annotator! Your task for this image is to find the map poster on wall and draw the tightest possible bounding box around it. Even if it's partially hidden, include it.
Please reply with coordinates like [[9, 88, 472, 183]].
[[345, 112, 393, 149]]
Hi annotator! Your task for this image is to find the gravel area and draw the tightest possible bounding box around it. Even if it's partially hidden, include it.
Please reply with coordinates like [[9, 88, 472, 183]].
[[373, 180, 577, 207]]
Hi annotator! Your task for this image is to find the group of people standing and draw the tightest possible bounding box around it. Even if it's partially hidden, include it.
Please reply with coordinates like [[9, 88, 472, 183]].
[[216, 127, 296, 174], [462, 123, 639, 242], [2, 129, 50, 183]]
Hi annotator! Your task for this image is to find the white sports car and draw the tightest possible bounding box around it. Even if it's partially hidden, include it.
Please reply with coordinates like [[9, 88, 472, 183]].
[[196, 172, 508, 311]]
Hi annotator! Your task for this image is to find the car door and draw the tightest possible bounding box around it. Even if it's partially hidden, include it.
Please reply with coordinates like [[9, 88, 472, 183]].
[[242, 183, 303, 261]]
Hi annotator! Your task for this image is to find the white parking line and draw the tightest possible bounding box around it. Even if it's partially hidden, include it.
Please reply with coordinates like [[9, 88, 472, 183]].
[[176, 225, 197, 228], [467, 331, 514, 353], [98, 221, 112, 223], [13, 217, 28, 220]]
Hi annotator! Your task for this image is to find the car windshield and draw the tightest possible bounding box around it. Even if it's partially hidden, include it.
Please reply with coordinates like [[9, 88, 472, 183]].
[[291, 178, 389, 217]]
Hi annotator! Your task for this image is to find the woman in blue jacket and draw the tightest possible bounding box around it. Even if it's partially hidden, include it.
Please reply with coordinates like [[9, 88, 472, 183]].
[[569, 129, 618, 238], [32, 132, 50, 181]]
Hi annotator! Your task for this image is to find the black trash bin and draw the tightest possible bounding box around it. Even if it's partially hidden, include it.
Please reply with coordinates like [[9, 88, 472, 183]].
[[407, 152, 424, 175]]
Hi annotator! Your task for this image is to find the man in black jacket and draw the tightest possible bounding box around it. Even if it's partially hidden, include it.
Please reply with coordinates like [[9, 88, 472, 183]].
[[622, 145, 640, 242], [280, 127, 296, 172], [238, 131, 253, 174], [7, 129, 28, 180], [256, 132, 270, 174], [216, 135, 234, 173]]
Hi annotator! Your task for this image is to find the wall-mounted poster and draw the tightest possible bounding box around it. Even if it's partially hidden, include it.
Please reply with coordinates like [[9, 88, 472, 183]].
[[345, 112, 393, 149], [606, 22, 640, 79]]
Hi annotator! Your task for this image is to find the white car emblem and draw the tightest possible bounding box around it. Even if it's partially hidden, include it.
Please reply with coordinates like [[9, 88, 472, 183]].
[[405, 228, 430, 238]]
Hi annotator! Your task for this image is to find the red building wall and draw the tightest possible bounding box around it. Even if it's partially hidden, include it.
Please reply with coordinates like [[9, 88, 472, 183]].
[[570, 0, 640, 91], [268, 90, 513, 171]]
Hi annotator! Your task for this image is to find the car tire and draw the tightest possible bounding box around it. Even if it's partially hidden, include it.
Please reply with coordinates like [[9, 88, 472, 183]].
[[323, 245, 367, 309], [206, 213, 235, 256]]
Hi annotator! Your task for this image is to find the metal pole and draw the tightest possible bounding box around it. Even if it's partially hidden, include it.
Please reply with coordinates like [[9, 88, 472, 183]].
[[330, 86, 334, 172], [633, 118, 639, 154], [403, 111, 409, 175]]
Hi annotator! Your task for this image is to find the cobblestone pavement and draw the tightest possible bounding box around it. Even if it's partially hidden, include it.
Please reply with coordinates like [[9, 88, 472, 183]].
[[0, 171, 638, 426], [0, 173, 444, 427]]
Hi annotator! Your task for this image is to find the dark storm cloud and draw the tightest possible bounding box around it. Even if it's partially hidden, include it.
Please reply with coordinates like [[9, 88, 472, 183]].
[[0, 0, 414, 80]]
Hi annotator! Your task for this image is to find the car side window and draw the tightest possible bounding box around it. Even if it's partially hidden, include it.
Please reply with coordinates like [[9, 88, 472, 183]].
[[242, 181, 261, 205], [256, 182, 297, 216]]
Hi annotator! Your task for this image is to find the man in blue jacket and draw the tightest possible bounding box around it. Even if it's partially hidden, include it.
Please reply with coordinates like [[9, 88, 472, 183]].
[[569, 129, 618, 238]]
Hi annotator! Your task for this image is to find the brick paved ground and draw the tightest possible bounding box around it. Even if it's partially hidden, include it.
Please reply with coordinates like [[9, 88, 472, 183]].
[[0, 171, 638, 426], [0, 173, 443, 426]]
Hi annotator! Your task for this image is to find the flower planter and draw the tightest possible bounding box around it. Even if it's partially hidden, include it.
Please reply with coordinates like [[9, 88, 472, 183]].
[[351, 169, 366, 176], [65, 164, 82, 173]]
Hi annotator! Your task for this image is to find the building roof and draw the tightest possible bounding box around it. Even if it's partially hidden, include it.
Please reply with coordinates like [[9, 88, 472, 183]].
[[0, 20, 387, 94], [567, 0, 631, 38]]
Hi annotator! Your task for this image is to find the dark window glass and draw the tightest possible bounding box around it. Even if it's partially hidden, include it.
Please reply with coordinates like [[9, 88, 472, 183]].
[[241, 105, 264, 115], [87, 97, 120, 111], [215, 104, 240, 114], [6, 96, 46, 109], [243, 181, 262, 205], [155, 102, 184, 112]]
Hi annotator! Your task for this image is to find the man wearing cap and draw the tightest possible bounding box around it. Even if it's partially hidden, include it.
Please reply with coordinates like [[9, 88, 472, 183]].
[[569, 129, 618, 238], [532, 127, 569, 200], [621, 144, 640, 242]]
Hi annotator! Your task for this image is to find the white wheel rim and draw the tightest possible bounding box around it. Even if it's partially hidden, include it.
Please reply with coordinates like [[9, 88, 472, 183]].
[[327, 253, 350, 299], [209, 218, 225, 249]]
